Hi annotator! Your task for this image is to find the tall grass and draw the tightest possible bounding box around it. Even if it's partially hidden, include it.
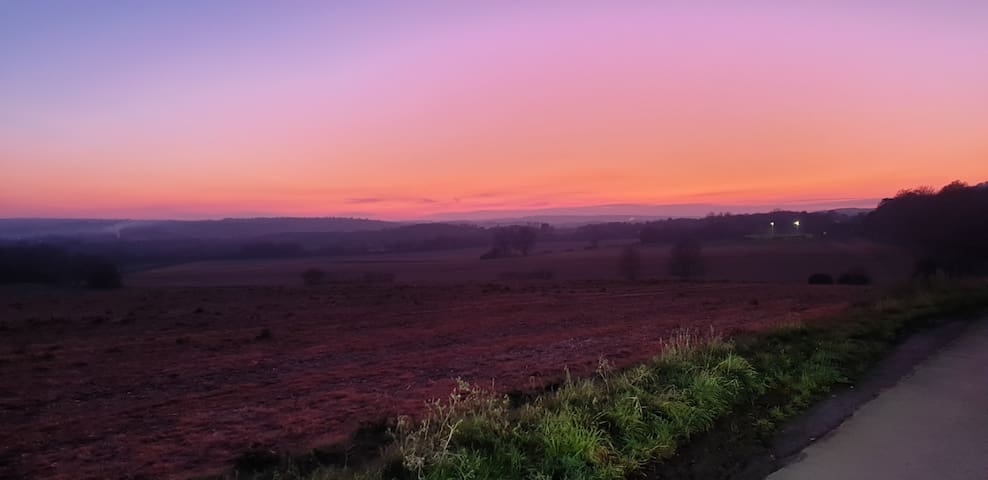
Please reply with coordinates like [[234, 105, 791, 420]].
[[380, 329, 760, 480], [237, 282, 988, 480]]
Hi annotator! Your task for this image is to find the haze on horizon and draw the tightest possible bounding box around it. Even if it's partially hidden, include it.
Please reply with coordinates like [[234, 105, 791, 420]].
[[2, 1, 987, 220]]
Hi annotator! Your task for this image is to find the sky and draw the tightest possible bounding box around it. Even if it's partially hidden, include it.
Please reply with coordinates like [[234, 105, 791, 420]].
[[2, 1, 987, 220]]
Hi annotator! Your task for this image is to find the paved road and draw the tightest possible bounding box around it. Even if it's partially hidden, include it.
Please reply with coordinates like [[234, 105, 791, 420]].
[[768, 319, 988, 480]]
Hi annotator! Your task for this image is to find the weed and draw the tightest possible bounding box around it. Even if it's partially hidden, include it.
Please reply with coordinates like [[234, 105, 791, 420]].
[[250, 284, 988, 480]]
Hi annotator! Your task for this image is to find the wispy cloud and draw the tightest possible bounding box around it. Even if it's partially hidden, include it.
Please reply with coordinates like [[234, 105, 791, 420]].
[[345, 197, 385, 204], [347, 196, 440, 205]]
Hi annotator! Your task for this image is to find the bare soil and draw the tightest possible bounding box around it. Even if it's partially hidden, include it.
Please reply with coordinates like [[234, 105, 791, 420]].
[[0, 281, 876, 479]]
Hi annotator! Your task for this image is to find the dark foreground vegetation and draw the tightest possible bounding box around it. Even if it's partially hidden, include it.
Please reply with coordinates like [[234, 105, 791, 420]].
[[867, 181, 988, 276], [226, 282, 988, 480], [0, 245, 121, 289]]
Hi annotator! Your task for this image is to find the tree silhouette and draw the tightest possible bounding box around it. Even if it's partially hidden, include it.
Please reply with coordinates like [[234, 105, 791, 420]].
[[669, 238, 705, 279], [618, 245, 642, 281], [486, 226, 539, 258], [866, 180, 988, 276], [301, 268, 326, 286]]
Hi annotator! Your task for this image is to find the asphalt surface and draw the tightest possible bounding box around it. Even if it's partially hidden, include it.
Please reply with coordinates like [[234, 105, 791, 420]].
[[767, 318, 988, 480]]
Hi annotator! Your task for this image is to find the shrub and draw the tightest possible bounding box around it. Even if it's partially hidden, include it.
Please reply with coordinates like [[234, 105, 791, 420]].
[[387, 331, 758, 480], [807, 273, 834, 285], [0, 245, 122, 289], [82, 259, 122, 289], [913, 257, 938, 279], [233, 448, 281, 473], [479, 248, 505, 260], [669, 239, 705, 279], [255, 328, 273, 341], [837, 268, 871, 285], [301, 268, 326, 286], [618, 245, 642, 281], [490, 226, 539, 257]]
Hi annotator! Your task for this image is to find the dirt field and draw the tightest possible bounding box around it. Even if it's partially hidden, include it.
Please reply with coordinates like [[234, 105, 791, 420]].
[[0, 281, 878, 479], [129, 240, 912, 287]]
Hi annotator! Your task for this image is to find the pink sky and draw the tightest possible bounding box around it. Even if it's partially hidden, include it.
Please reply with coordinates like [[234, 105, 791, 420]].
[[2, 2, 987, 219]]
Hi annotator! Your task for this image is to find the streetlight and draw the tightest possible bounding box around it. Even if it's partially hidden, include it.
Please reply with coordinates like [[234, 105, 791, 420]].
[[793, 220, 800, 231]]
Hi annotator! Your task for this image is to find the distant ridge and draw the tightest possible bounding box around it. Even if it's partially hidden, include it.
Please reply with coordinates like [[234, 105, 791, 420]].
[[423, 200, 879, 225], [0, 217, 395, 240], [0, 201, 880, 238]]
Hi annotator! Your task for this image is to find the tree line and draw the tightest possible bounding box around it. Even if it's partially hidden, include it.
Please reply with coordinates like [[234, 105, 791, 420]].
[[866, 181, 988, 276], [5, 180, 984, 280], [0, 244, 122, 288]]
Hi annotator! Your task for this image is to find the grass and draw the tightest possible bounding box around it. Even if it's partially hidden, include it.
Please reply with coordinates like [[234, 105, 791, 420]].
[[229, 281, 988, 480]]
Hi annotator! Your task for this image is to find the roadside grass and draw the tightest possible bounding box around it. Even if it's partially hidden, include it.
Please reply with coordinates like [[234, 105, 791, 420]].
[[229, 281, 988, 480]]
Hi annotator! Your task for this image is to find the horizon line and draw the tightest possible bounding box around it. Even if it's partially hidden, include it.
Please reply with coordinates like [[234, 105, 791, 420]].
[[0, 198, 881, 223]]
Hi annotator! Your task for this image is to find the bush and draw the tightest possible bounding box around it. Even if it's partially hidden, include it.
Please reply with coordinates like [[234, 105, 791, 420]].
[[807, 273, 834, 285], [913, 257, 938, 279], [669, 238, 705, 279], [480, 248, 505, 260], [233, 448, 281, 473], [618, 245, 642, 281], [84, 260, 122, 289], [389, 333, 758, 480], [489, 226, 539, 257], [301, 268, 326, 286], [837, 268, 871, 285], [0, 245, 122, 289]]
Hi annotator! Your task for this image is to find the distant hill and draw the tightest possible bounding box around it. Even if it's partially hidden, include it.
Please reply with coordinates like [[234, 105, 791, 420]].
[[0, 205, 877, 241], [0, 217, 395, 240], [0, 201, 925, 270], [0, 219, 130, 239], [826, 208, 873, 216], [460, 215, 681, 227], [117, 217, 396, 240], [424, 200, 879, 225]]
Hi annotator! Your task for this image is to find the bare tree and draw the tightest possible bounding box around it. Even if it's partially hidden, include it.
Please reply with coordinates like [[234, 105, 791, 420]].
[[513, 226, 538, 256], [668, 238, 704, 279], [618, 245, 642, 281], [485, 226, 538, 258]]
